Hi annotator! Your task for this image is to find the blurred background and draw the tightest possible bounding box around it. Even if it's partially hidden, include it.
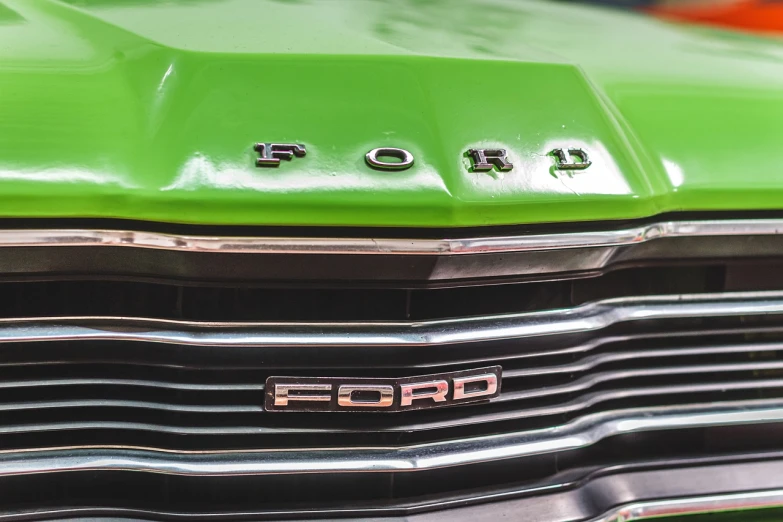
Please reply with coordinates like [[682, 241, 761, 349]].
[[579, 0, 783, 35]]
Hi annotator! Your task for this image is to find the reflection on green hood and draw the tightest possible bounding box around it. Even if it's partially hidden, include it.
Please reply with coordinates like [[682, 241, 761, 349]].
[[1, 0, 782, 227]]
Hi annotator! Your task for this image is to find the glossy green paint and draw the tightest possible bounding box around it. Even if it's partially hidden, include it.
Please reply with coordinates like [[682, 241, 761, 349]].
[[1, 0, 782, 227]]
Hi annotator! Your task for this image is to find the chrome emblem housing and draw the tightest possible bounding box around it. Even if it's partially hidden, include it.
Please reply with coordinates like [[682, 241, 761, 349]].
[[265, 366, 501, 412]]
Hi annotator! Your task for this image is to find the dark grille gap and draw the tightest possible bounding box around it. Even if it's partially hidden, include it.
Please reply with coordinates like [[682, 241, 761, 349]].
[[0, 263, 751, 321]]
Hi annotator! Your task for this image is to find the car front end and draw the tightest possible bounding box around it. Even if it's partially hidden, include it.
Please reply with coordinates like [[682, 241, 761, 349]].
[[1, 0, 783, 520]]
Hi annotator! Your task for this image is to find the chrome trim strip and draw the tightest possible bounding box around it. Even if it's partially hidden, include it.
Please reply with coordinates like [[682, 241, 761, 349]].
[[595, 490, 783, 521], [1, 400, 783, 476], [0, 291, 779, 346], [1, 218, 782, 255], [0, 484, 779, 521]]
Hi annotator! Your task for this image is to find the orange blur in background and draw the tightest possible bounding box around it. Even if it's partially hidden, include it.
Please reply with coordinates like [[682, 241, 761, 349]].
[[648, 0, 783, 35]]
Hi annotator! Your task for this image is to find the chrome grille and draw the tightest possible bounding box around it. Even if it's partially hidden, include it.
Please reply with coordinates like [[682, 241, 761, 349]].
[[0, 293, 778, 448], [0, 218, 780, 519]]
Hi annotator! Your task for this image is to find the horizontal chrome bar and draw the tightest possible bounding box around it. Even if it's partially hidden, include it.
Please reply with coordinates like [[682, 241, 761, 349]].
[[0, 483, 780, 521], [502, 358, 783, 401], [504, 340, 783, 378], [0, 399, 255, 414], [1, 400, 783, 476], [597, 490, 783, 522], [1, 218, 781, 255], [496, 361, 783, 402], [0, 377, 260, 391], [0, 291, 778, 346]]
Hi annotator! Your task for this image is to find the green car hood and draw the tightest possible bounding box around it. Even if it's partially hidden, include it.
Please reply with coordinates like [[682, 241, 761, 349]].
[[1, 0, 782, 227]]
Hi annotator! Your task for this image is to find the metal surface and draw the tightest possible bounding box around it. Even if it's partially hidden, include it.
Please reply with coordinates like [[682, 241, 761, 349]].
[[0, 292, 772, 435], [466, 149, 513, 172], [399, 380, 448, 407], [0, 218, 778, 255], [264, 367, 501, 412], [551, 148, 592, 170], [0, 400, 781, 476], [0, 460, 780, 521], [453, 372, 498, 401], [253, 143, 307, 168], [0, 324, 781, 436], [0, 221, 781, 282], [594, 491, 783, 522], [2, 0, 783, 227], [272, 383, 331, 407], [0, 291, 776, 347], [365, 148, 415, 171], [401, 461, 783, 522], [337, 384, 395, 408]]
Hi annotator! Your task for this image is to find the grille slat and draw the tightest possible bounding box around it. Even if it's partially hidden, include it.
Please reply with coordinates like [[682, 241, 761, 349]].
[[0, 378, 262, 391], [501, 360, 783, 401], [494, 378, 783, 413], [503, 341, 783, 378], [0, 400, 259, 414], [0, 421, 289, 436]]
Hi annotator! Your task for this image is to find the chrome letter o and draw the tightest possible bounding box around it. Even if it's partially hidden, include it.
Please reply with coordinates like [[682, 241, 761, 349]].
[[365, 147, 414, 171]]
